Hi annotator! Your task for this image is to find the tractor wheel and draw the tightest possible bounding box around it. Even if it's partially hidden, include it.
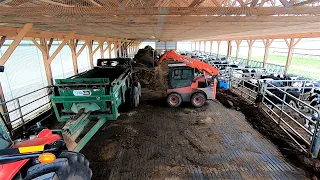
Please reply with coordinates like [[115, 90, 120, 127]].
[[24, 151, 92, 180], [132, 86, 140, 108], [167, 93, 182, 107], [191, 93, 206, 108]]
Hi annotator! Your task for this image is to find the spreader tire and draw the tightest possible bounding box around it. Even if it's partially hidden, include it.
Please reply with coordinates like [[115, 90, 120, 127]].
[[132, 86, 140, 108]]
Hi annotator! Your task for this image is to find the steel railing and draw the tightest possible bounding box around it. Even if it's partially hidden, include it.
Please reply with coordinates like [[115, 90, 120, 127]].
[[0, 86, 53, 132], [221, 68, 320, 158]]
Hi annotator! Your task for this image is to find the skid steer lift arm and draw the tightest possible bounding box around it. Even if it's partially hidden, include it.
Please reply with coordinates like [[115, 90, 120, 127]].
[[157, 50, 219, 77]]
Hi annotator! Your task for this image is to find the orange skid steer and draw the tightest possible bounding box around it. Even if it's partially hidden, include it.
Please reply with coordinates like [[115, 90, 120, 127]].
[[157, 50, 219, 108]]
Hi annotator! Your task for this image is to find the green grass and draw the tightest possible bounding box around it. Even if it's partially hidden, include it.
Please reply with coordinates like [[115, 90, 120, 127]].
[[249, 55, 320, 80]]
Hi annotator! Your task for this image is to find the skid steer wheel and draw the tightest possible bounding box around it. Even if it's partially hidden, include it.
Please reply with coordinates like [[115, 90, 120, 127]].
[[191, 93, 206, 108], [167, 93, 182, 107], [24, 151, 92, 180]]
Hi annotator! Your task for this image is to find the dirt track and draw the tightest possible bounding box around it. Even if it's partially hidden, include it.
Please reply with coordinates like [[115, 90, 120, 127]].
[[81, 89, 308, 180]]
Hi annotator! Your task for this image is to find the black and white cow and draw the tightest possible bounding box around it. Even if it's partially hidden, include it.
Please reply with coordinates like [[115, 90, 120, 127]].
[[308, 88, 320, 109]]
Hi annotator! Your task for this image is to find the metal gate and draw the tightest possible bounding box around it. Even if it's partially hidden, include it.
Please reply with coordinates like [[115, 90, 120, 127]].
[[221, 67, 320, 158]]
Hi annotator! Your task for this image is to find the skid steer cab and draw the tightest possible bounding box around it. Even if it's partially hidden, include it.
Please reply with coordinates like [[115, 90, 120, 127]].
[[167, 64, 217, 108]]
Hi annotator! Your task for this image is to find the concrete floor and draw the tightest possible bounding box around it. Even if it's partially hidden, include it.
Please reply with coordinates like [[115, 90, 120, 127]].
[[81, 89, 307, 180]]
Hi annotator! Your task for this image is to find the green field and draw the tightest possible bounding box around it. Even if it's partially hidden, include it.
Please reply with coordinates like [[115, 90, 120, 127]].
[[250, 55, 320, 80]]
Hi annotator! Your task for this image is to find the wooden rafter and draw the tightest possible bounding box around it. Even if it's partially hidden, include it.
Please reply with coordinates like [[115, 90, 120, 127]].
[[76, 42, 88, 57], [207, 32, 320, 41], [0, 23, 33, 66], [0, 26, 114, 41], [39, 0, 75, 7], [258, 0, 268, 6], [85, 0, 102, 7], [48, 31, 75, 63], [293, 0, 320, 7], [250, 0, 259, 7], [31, 38, 45, 53], [210, 0, 222, 7], [236, 0, 246, 6], [189, 0, 206, 7], [92, 41, 101, 55], [103, 42, 111, 54], [279, 0, 289, 7], [4, 0, 28, 6]]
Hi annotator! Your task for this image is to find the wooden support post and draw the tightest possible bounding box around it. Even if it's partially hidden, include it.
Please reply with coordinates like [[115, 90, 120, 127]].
[[108, 42, 112, 58], [0, 81, 11, 130], [204, 41, 207, 53], [284, 38, 301, 74], [227, 40, 232, 59], [247, 40, 255, 65], [235, 40, 241, 61], [48, 38, 54, 51], [35, 38, 53, 85], [102, 41, 111, 57], [113, 41, 118, 58], [0, 36, 6, 49], [262, 39, 274, 67], [87, 40, 94, 68], [123, 42, 128, 57], [0, 23, 33, 66], [116, 41, 124, 58], [217, 41, 221, 57], [68, 39, 79, 75], [198, 42, 200, 51], [99, 41, 104, 58], [209, 41, 213, 55]]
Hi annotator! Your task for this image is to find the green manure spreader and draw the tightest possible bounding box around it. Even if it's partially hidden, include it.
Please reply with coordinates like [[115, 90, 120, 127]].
[[51, 58, 141, 152]]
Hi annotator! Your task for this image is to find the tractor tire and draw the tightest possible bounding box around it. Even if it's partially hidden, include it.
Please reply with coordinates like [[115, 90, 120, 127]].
[[132, 86, 140, 108], [167, 93, 182, 107], [191, 93, 206, 108], [24, 151, 92, 180]]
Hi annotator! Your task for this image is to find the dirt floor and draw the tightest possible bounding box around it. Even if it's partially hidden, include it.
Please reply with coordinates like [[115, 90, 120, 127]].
[[81, 88, 309, 180]]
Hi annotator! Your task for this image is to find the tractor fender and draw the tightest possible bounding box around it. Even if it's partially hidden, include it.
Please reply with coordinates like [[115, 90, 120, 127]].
[[0, 129, 61, 180]]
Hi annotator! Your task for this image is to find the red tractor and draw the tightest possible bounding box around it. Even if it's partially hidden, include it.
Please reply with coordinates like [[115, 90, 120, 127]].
[[0, 118, 92, 180]]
